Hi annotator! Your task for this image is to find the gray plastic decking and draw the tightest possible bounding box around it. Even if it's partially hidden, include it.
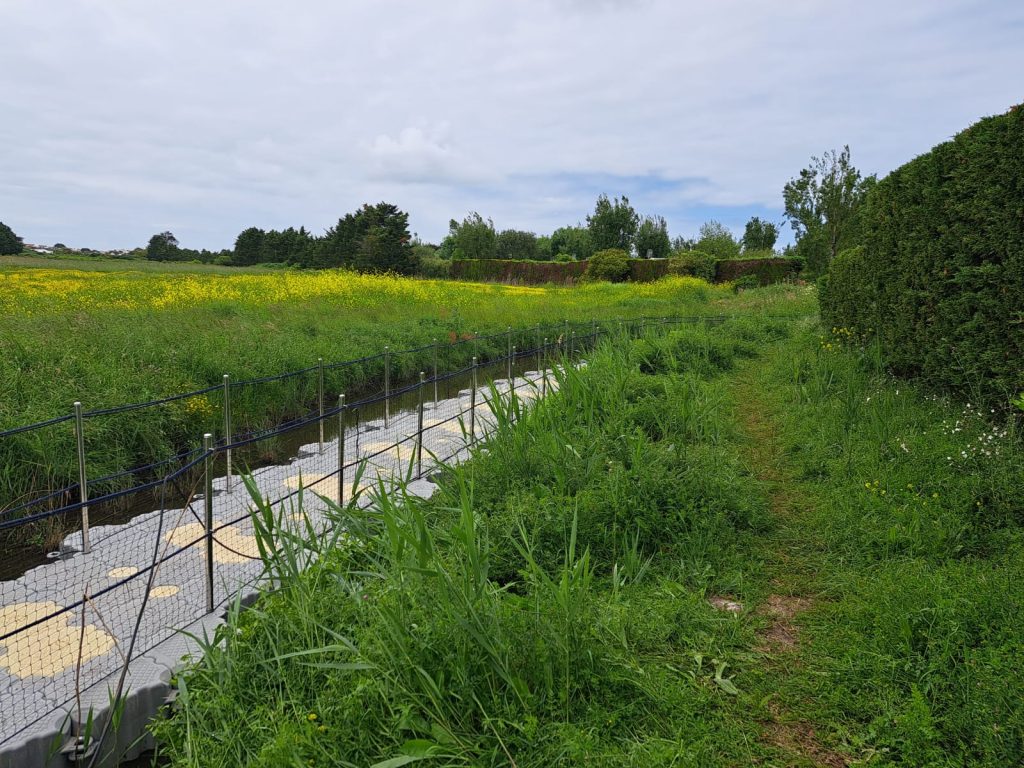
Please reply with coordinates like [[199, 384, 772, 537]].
[[0, 371, 554, 767]]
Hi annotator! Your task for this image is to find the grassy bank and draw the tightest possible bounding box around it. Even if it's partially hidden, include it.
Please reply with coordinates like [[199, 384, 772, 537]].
[[0, 262, 812, 515], [151, 319, 784, 766], [149, 308, 1024, 766]]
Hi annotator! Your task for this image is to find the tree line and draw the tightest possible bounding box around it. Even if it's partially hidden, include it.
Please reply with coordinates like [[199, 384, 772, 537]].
[[4, 147, 872, 277], [432, 195, 781, 266]]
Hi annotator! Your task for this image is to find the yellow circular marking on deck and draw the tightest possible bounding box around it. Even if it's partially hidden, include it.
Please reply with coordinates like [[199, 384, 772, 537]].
[[0, 602, 115, 678], [164, 522, 261, 564], [283, 474, 339, 503], [148, 585, 180, 598], [107, 567, 138, 579]]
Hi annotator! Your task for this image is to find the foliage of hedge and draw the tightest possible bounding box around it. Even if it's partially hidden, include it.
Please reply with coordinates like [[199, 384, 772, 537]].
[[667, 251, 716, 281], [449, 256, 798, 286], [715, 257, 800, 285], [449, 258, 587, 284], [627, 258, 670, 282], [819, 105, 1024, 404]]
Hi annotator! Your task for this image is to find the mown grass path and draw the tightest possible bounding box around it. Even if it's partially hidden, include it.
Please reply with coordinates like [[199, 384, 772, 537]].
[[729, 352, 851, 768]]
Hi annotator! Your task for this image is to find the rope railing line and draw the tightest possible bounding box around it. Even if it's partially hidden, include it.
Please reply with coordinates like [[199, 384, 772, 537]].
[[82, 383, 224, 419], [0, 412, 75, 439], [0, 485, 76, 520], [322, 350, 386, 369], [3, 341, 578, 521], [229, 364, 320, 387], [0, 452, 209, 532]]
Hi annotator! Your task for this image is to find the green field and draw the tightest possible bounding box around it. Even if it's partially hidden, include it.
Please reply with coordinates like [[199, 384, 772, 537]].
[[0, 260, 811, 518], [150, 310, 1024, 767]]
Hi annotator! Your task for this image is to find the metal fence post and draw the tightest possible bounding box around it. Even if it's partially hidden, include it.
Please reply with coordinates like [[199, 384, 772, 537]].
[[73, 402, 90, 554], [511, 345, 517, 392], [222, 374, 232, 493], [507, 326, 513, 381], [535, 324, 542, 375], [570, 331, 576, 359], [203, 433, 214, 614], [417, 372, 425, 476], [469, 356, 477, 442], [384, 346, 391, 428], [592, 318, 597, 348], [432, 338, 439, 404], [542, 338, 548, 397], [337, 394, 345, 506], [317, 357, 325, 455]]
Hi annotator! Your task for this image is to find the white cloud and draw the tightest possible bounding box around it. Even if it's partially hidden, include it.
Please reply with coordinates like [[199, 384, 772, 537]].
[[0, 0, 1021, 248]]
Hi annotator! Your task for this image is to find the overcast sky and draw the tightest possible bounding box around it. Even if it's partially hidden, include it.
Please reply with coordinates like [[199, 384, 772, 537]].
[[1, 0, 1021, 250]]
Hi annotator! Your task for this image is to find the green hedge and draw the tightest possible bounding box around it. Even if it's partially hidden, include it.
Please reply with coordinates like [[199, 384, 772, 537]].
[[628, 258, 670, 282], [449, 258, 587, 284], [715, 257, 800, 284], [820, 105, 1024, 405], [451, 256, 797, 286]]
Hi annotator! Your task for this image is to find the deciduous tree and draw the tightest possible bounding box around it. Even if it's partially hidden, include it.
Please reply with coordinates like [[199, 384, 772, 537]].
[[741, 216, 779, 252], [634, 215, 671, 259], [696, 221, 740, 260], [0, 222, 23, 255], [783, 145, 875, 274], [550, 226, 593, 260], [495, 229, 540, 260], [145, 231, 179, 261], [446, 213, 497, 260], [587, 195, 638, 253]]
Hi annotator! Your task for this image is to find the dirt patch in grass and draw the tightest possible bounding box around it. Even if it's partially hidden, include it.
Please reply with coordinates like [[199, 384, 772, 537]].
[[708, 595, 744, 613], [757, 594, 814, 652], [762, 707, 851, 768]]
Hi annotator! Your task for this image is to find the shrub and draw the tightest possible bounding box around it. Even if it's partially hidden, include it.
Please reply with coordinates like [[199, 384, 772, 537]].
[[732, 274, 760, 292], [819, 104, 1024, 406], [627, 258, 670, 282], [416, 254, 451, 279], [818, 246, 871, 332], [668, 251, 716, 281], [449, 258, 586, 284], [583, 248, 630, 282], [715, 257, 800, 284]]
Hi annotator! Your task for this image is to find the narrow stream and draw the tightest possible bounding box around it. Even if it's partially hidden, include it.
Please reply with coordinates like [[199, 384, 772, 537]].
[[0, 352, 550, 582]]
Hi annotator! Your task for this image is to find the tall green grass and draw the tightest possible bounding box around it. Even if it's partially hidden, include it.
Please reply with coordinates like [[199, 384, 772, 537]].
[[151, 321, 774, 767]]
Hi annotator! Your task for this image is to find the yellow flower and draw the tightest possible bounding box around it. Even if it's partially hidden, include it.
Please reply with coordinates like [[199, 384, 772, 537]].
[[307, 713, 318, 722]]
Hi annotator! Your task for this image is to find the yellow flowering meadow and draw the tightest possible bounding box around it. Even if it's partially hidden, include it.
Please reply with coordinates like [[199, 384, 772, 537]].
[[0, 266, 719, 319], [0, 262, 734, 526]]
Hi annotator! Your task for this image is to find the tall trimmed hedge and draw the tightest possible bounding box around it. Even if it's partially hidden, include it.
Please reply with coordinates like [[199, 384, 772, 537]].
[[820, 105, 1024, 404], [451, 256, 798, 286], [449, 258, 587, 284], [715, 257, 800, 285]]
